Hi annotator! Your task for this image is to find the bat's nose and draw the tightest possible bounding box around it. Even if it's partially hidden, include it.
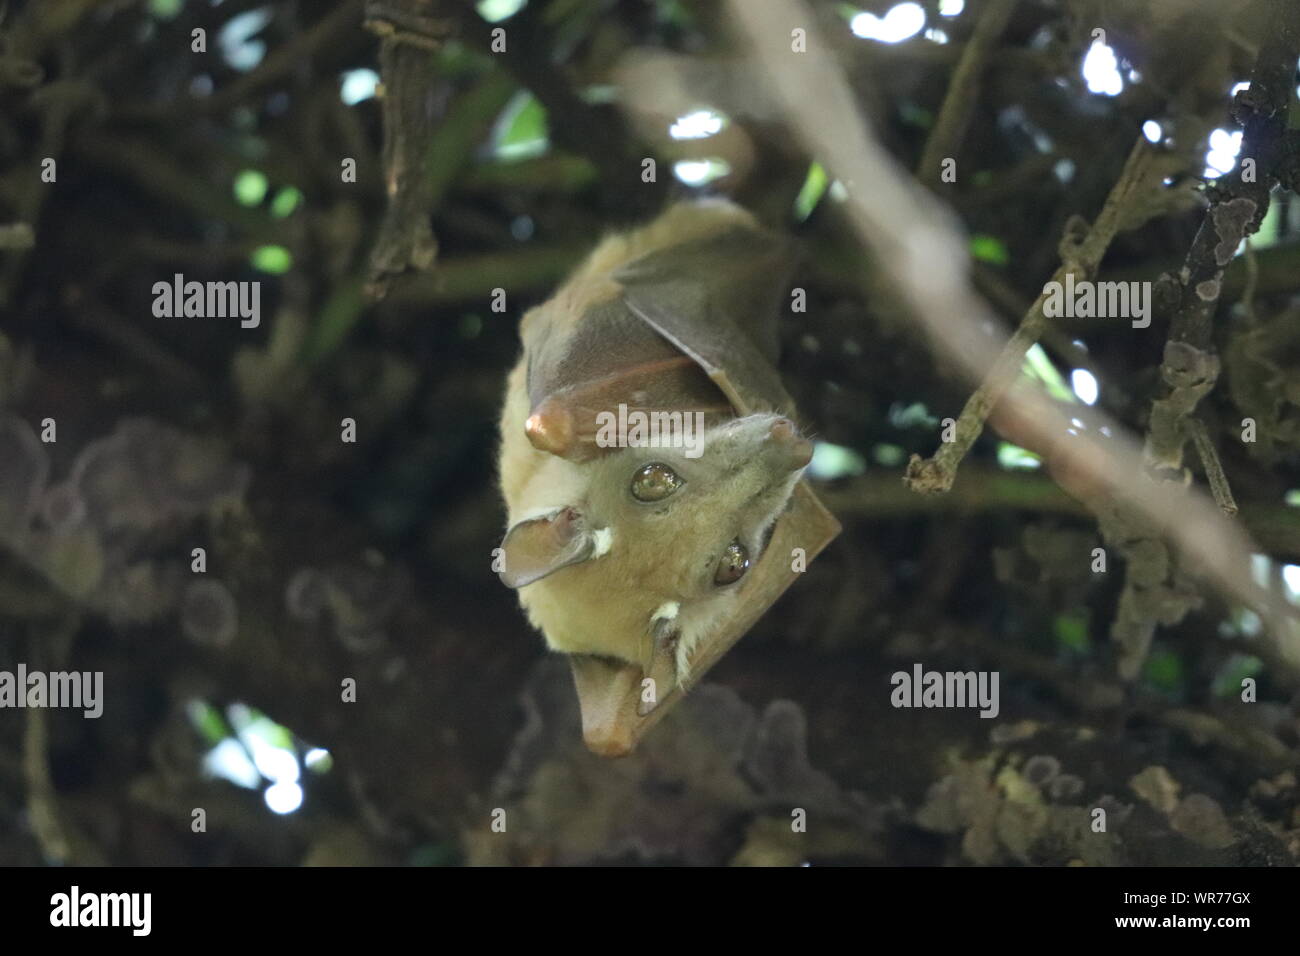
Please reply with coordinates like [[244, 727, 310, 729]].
[[768, 418, 813, 470]]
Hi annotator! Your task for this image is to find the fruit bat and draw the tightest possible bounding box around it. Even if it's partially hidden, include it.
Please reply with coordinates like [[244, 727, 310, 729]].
[[497, 199, 840, 757]]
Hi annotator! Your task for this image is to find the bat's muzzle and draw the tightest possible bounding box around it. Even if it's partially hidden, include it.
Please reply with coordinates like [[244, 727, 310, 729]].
[[567, 653, 642, 757]]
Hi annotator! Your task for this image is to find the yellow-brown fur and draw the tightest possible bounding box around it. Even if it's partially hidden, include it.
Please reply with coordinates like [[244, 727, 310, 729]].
[[498, 201, 804, 679]]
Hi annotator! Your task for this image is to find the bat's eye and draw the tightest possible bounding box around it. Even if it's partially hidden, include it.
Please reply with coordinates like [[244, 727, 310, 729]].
[[714, 539, 750, 586], [631, 462, 683, 502]]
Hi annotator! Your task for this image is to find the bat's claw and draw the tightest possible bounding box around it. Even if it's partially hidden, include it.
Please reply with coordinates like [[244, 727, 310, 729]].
[[525, 400, 575, 456], [637, 623, 679, 717]]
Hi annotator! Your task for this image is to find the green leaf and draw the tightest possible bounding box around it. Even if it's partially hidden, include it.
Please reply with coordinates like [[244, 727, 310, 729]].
[[1053, 611, 1090, 653], [427, 71, 518, 203], [997, 442, 1041, 470], [250, 245, 292, 274], [888, 401, 938, 429], [970, 234, 1009, 266], [299, 275, 368, 366], [1212, 654, 1262, 698], [1022, 343, 1076, 402], [794, 162, 829, 221], [150, 0, 183, 19], [1144, 649, 1184, 693], [872, 442, 906, 467], [493, 91, 549, 162], [233, 170, 268, 207], [1251, 200, 1283, 250], [269, 186, 302, 218], [186, 699, 231, 745]]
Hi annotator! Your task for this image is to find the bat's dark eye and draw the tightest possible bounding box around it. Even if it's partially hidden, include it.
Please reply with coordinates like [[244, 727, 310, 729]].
[[631, 462, 683, 502], [714, 539, 750, 586]]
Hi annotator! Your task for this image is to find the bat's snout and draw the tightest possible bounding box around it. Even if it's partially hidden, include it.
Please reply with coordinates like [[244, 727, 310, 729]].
[[768, 418, 814, 470], [568, 653, 642, 758]]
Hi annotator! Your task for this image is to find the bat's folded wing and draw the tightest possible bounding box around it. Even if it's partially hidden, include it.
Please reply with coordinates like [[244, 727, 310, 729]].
[[521, 297, 733, 461], [614, 226, 797, 417]]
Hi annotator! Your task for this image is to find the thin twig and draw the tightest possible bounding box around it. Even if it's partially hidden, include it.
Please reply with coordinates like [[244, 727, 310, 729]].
[[1105, 0, 1300, 678], [1240, 236, 1260, 322], [365, 26, 443, 296], [113, 1, 365, 122], [21, 618, 78, 865], [1187, 417, 1239, 516], [726, 0, 1298, 681], [1144, 0, 1300, 473], [916, 0, 1019, 188], [906, 138, 1157, 493]]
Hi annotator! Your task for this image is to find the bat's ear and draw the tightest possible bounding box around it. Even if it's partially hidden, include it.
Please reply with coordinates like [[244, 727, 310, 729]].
[[498, 507, 596, 588]]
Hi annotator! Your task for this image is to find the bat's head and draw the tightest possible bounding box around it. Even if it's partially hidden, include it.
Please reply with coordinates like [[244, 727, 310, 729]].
[[581, 412, 811, 613], [499, 412, 812, 691]]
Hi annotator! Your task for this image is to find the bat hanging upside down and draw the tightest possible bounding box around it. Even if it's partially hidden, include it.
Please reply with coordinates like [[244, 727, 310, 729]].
[[496, 199, 840, 757]]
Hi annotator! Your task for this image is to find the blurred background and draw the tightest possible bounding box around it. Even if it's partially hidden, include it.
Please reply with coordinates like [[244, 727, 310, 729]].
[[0, 0, 1298, 865]]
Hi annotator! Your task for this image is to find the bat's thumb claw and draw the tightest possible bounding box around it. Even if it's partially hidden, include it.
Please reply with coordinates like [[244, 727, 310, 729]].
[[525, 401, 575, 457]]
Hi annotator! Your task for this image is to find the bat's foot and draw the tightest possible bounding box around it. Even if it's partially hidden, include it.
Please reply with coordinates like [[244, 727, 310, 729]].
[[638, 619, 680, 717]]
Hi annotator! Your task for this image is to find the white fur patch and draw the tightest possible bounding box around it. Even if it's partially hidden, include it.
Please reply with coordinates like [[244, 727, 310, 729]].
[[591, 527, 614, 557], [674, 625, 700, 686], [652, 601, 680, 622]]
